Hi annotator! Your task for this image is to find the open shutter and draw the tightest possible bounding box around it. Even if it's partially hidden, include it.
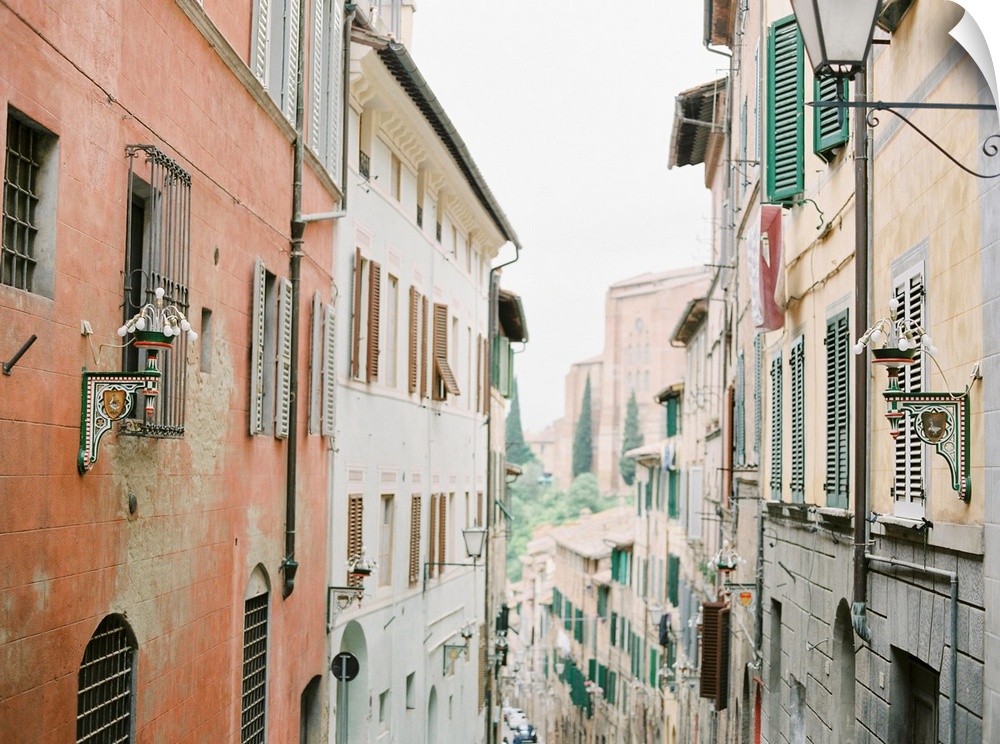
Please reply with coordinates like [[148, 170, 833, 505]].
[[309, 292, 322, 435], [321, 303, 337, 437], [790, 336, 805, 502], [351, 248, 362, 379], [766, 16, 804, 203], [274, 277, 293, 439], [282, 0, 301, 122], [347, 495, 363, 587], [432, 303, 460, 398], [366, 261, 381, 382], [894, 272, 925, 513], [408, 287, 419, 393], [814, 75, 850, 161], [770, 354, 783, 500], [824, 310, 850, 507], [308, 0, 324, 151], [251, 0, 270, 83], [699, 601, 731, 709], [250, 258, 267, 435], [326, 1, 344, 183], [408, 495, 421, 585]]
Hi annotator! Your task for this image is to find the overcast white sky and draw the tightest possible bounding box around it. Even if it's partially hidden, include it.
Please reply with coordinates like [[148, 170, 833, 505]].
[[405, 4, 728, 432]]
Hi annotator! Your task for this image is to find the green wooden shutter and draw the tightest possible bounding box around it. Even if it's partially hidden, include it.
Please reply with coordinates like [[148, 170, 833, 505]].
[[770, 353, 783, 500], [824, 310, 850, 508], [668, 470, 680, 519], [610, 612, 618, 646], [790, 336, 805, 503], [666, 396, 679, 437], [766, 16, 804, 203], [668, 554, 680, 607], [814, 76, 850, 162]]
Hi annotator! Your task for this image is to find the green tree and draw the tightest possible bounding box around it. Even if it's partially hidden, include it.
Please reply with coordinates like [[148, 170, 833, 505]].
[[619, 389, 644, 486], [505, 378, 535, 465], [572, 375, 593, 477]]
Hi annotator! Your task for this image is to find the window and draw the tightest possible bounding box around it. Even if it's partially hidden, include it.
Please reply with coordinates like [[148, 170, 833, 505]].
[[200, 309, 213, 373], [251, 0, 300, 121], [406, 671, 416, 709], [408, 287, 430, 397], [814, 76, 850, 162], [408, 494, 421, 585], [790, 336, 805, 503], [347, 494, 363, 587], [250, 258, 293, 438], [241, 574, 270, 744], [432, 303, 460, 401], [378, 689, 390, 729], [825, 310, 850, 508], [379, 494, 394, 586], [124, 145, 193, 437], [889, 648, 938, 742], [390, 154, 402, 201], [77, 615, 136, 744], [307, 293, 337, 437], [770, 353, 783, 500], [383, 275, 399, 388], [309, 0, 344, 183], [3, 109, 57, 297], [893, 266, 926, 518], [687, 466, 704, 540], [766, 16, 804, 203], [426, 493, 447, 578], [351, 249, 381, 382]]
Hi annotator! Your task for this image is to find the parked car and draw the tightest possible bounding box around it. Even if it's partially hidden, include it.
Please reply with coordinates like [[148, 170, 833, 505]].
[[516, 723, 538, 742]]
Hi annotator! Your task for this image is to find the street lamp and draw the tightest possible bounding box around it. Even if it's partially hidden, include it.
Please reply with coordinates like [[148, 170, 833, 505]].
[[423, 525, 488, 584], [790, 0, 882, 78]]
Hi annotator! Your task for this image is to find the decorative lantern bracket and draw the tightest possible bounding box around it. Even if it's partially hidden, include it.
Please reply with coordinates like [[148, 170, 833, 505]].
[[78, 368, 161, 474], [883, 381, 973, 501]]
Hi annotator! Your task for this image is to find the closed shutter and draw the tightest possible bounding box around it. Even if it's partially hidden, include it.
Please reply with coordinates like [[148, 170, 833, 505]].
[[476, 491, 483, 526], [432, 303, 460, 398], [814, 75, 850, 161], [326, 1, 343, 183], [351, 248, 362, 379], [894, 271, 926, 514], [274, 277, 293, 439], [754, 334, 763, 464], [427, 494, 437, 579], [366, 261, 381, 382], [308, 0, 324, 153], [790, 336, 805, 502], [699, 601, 731, 710], [668, 470, 680, 519], [347, 495, 363, 587], [321, 303, 337, 437], [408, 287, 419, 393], [475, 334, 482, 412], [766, 16, 804, 203], [687, 467, 703, 539], [825, 310, 850, 507], [283, 0, 301, 122], [770, 353, 783, 499], [420, 295, 429, 398], [668, 554, 680, 608], [408, 495, 421, 585], [251, 0, 270, 83], [309, 292, 322, 435], [250, 258, 266, 435], [438, 493, 447, 567], [735, 352, 746, 466]]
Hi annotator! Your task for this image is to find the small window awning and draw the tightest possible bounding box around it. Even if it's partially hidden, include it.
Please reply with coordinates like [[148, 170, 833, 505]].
[[434, 354, 460, 395], [592, 569, 613, 587], [670, 297, 709, 346], [669, 78, 727, 171]]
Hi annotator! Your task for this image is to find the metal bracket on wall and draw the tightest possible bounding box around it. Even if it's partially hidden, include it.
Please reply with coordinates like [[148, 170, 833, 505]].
[[78, 369, 160, 474]]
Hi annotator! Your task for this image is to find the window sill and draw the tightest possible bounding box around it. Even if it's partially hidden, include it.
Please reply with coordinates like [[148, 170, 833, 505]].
[[871, 514, 984, 556]]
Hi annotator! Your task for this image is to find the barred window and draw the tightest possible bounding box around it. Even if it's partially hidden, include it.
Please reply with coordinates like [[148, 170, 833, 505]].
[[77, 614, 136, 744], [3, 110, 57, 297], [123, 145, 192, 437], [242, 582, 270, 744]]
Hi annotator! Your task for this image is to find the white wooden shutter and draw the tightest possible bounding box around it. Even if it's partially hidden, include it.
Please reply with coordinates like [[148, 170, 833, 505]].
[[321, 303, 337, 437], [274, 277, 293, 439], [894, 269, 926, 517], [308, 0, 324, 153], [308, 292, 322, 435], [327, 0, 344, 184], [283, 0, 301, 122], [687, 467, 703, 541], [251, 0, 271, 83], [250, 258, 267, 435]]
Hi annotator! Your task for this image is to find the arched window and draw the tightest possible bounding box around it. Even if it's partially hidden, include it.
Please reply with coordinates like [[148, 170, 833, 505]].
[[77, 614, 137, 743], [242, 567, 270, 743]]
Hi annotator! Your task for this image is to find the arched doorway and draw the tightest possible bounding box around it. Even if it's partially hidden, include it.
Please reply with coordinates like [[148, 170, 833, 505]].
[[334, 621, 369, 744], [833, 599, 856, 743]]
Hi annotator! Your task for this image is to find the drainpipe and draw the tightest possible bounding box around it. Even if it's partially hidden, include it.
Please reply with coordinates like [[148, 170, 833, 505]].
[[285, 2, 356, 598], [865, 553, 958, 744], [852, 65, 873, 641]]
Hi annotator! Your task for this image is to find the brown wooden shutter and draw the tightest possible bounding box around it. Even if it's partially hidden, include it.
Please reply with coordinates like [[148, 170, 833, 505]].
[[366, 261, 381, 382], [427, 494, 438, 579], [351, 248, 362, 379], [409, 494, 421, 585], [347, 495, 364, 587], [699, 601, 731, 709], [481, 336, 490, 415], [477, 491, 483, 527], [408, 287, 419, 394], [432, 303, 460, 399], [420, 295, 429, 399], [438, 494, 447, 570]]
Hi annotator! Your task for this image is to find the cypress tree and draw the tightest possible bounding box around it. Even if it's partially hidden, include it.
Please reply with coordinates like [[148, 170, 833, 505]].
[[572, 375, 594, 477], [505, 378, 535, 465], [619, 389, 644, 486]]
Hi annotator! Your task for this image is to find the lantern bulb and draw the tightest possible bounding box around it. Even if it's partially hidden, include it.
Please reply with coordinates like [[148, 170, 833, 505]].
[[135, 317, 147, 331], [870, 328, 885, 345], [155, 287, 165, 299], [853, 342, 864, 355], [117, 326, 128, 337], [188, 330, 198, 342], [180, 319, 191, 332], [898, 337, 910, 351]]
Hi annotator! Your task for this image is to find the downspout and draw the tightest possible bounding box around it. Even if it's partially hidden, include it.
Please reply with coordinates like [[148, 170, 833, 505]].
[[485, 242, 521, 744], [283, 0, 310, 599], [865, 554, 958, 744], [852, 65, 873, 641]]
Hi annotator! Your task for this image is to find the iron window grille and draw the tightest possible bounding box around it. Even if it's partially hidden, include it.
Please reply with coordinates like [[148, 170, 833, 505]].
[[359, 150, 370, 179], [77, 615, 136, 744], [241, 592, 269, 744], [123, 145, 192, 437]]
